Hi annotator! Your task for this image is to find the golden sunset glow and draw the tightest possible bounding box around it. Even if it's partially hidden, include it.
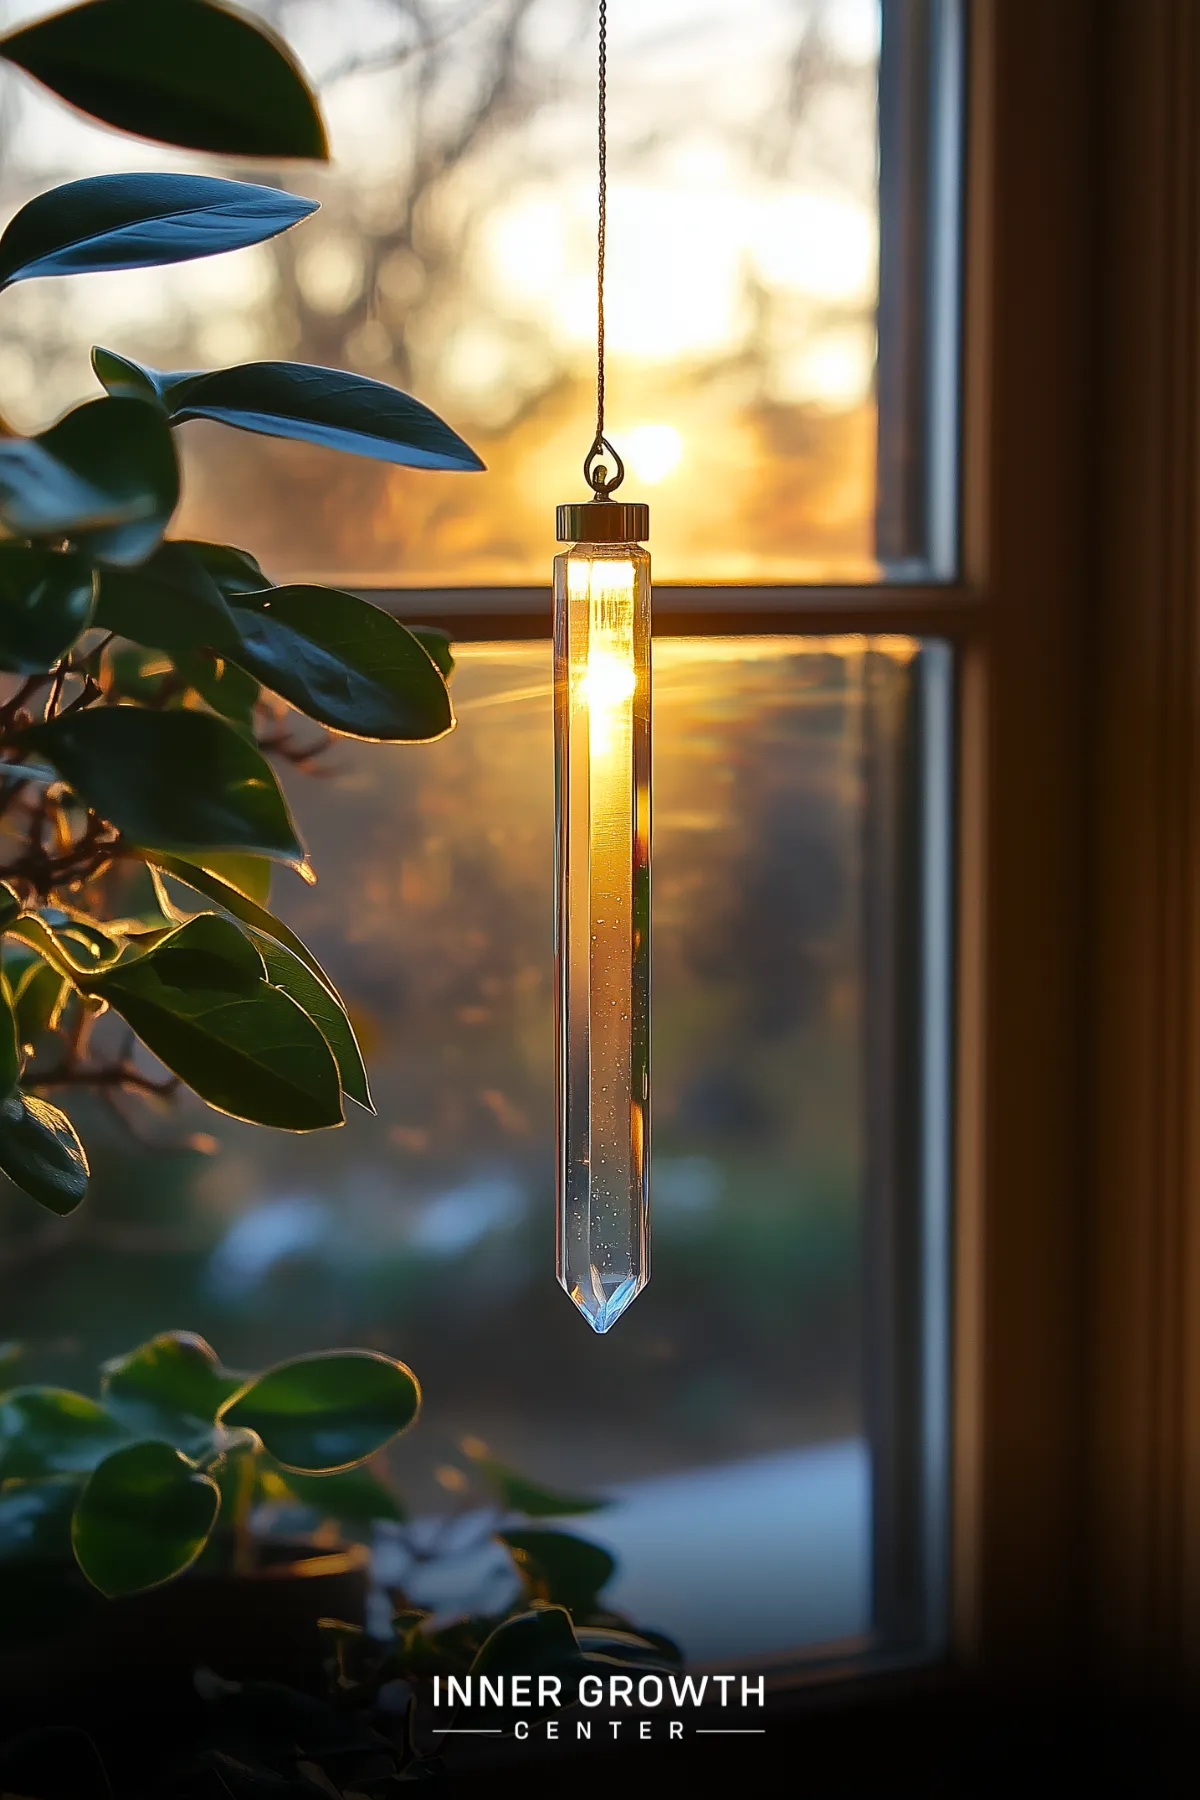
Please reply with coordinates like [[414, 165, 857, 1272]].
[[0, 0, 885, 584], [624, 424, 683, 485]]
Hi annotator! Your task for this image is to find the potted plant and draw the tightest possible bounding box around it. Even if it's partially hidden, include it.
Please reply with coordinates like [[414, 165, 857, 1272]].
[[0, 0, 482, 1719], [0, 1329, 680, 1749], [0, 1328, 422, 1705]]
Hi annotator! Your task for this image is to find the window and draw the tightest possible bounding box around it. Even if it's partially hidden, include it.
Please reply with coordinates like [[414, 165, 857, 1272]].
[[0, 0, 964, 1673]]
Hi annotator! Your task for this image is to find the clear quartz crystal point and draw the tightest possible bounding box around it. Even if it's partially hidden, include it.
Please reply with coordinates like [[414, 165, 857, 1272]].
[[554, 540, 651, 1332]]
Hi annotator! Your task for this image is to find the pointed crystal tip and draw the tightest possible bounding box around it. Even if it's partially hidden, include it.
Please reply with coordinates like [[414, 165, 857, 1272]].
[[565, 1272, 644, 1334]]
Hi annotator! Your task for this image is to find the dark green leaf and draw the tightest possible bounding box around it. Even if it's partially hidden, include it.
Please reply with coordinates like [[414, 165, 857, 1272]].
[[95, 539, 241, 654], [0, 0, 328, 159], [462, 1607, 676, 1729], [180, 650, 260, 731], [0, 396, 178, 565], [270, 1459, 407, 1527], [101, 1331, 244, 1454], [0, 883, 21, 933], [105, 642, 171, 705], [227, 586, 453, 742], [497, 1529, 615, 1619], [185, 538, 270, 596], [72, 1440, 219, 1596], [221, 1350, 421, 1472], [249, 929, 371, 1112], [574, 1624, 685, 1667], [146, 851, 333, 987], [187, 852, 271, 906], [0, 973, 18, 1096], [0, 547, 94, 673], [90, 343, 160, 405], [28, 705, 306, 867], [92, 352, 485, 472], [92, 913, 343, 1130], [466, 1450, 609, 1517], [0, 1090, 88, 1215], [0, 1388, 127, 1478], [52, 912, 122, 963], [409, 626, 454, 680], [470, 1606, 581, 1680], [0, 174, 317, 287], [0, 1474, 81, 1562], [12, 958, 67, 1051], [8, 912, 121, 982]]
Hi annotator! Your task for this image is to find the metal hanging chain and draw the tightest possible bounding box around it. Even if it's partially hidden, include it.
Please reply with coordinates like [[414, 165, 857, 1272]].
[[584, 0, 625, 499]]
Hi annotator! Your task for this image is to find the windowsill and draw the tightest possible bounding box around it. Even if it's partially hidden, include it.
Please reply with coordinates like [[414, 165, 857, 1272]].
[[375, 1438, 871, 1668]]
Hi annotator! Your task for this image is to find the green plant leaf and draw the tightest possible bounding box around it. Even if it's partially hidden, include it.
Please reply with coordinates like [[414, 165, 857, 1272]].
[[144, 851, 333, 987], [497, 1529, 616, 1619], [574, 1624, 685, 1667], [0, 396, 178, 566], [92, 913, 343, 1130], [248, 928, 371, 1112], [0, 547, 94, 673], [179, 651, 260, 732], [92, 351, 484, 472], [269, 1459, 407, 1527], [470, 1606, 581, 1679], [0, 1090, 88, 1215], [89, 343, 160, 406], [104, 642, 171, 705], [221, 1350, 421, 1472], [28, 705, 307, 867], [0, 974, 18, 1097], [0, 174, 317, 287], [8, 912, 122, 983], [100, 1331, 244, 1454], [188, 852, 271, 907], [95, 539, 242, 654], [226, 586, 453, 742], [409, 626, 454, 680], [462, 1607, 675, 1729], [0, 0, 328, 159], [0, 1474, 81, 1563], [0, 1388, 127, 1478], [465, 1449, 609, 1517], [72, 1440, 220, 1597], [184, 538, 270, 595], [0, 883, 21, 934], [12, 958, 68, 1051]]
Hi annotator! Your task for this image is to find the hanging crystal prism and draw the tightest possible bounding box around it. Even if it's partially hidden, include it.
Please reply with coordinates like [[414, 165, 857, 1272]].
[[554, 500, 651, 1332]]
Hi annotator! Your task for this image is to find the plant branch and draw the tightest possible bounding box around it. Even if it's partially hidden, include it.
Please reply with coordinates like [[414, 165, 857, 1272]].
[[28, 1059, 180, 1099], [44, 659, 67, 720], [0, 805, 121, 897]]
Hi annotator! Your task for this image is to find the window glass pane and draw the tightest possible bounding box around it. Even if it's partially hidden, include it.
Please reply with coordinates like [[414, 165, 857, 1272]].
[[0, 638, 950, 1666], [0, 0, 957, 583]]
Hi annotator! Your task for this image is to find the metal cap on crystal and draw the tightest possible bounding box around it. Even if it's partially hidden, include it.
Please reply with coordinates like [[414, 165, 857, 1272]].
[[556, 499, 649, 543]]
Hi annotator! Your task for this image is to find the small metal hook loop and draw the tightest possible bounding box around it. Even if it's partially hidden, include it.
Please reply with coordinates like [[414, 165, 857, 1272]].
[[584, 433, 625, 498]]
